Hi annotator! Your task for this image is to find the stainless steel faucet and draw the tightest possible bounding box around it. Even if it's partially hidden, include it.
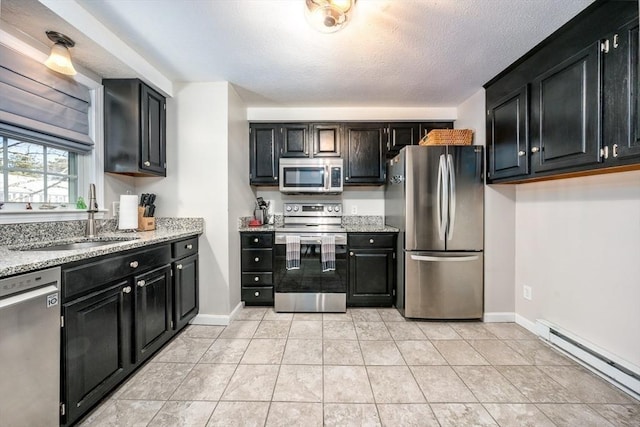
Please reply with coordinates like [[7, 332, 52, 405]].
[[86, 183, 99, 237]]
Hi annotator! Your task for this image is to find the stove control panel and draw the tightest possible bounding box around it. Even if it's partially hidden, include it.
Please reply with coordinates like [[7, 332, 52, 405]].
[[283, 202, 343, 217]]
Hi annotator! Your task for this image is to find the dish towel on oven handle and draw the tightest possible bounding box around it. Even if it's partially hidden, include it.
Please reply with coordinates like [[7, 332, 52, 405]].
[[321, 234, 336, 272], [285, 235, 300, 270]]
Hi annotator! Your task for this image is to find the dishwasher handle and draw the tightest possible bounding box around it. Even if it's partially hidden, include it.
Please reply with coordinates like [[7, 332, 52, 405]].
[[0, 284, 59, 310], [410, 254, 479, 262]]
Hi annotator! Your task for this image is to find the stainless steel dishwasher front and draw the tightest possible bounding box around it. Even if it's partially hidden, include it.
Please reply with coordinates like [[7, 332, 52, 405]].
[[0, 267, 61, 426]]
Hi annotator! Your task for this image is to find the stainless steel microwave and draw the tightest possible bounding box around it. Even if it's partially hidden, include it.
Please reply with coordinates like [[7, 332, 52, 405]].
[[279, 158, 343, 194]]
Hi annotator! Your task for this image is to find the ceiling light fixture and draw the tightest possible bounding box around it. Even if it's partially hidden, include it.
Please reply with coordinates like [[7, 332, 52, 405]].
[[305, 0, 357, 33], [44, 31, 77, 76]]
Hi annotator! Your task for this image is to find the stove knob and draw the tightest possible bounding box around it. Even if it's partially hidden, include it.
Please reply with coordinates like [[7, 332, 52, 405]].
[[286, 206, 292, 212], [293, 206, 299, 212], [334, 206, 341, 212], [327, 206, 333, 212]]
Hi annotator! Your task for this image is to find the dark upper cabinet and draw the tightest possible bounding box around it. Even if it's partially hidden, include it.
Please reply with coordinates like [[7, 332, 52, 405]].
[[250, 123, 280, 185], [388, 123, 419, 154], [485, 0, 639, 183], [62, 280, 132, 426], [281, 124, 310, 158], [605, 19, 640, 162], [487, 86, 529, 180], [343, 123, 386, 185], [134, 265, 172, 364], [530, 42, 602, 173], [104, 79, 166, 177], [310, 123, 341, 157]]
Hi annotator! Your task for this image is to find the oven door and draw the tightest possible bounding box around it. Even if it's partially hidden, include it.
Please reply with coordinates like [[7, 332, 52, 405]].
[[274, 235, 347, 294]]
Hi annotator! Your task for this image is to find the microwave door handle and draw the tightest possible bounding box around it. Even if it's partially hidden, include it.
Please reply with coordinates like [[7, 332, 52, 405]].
[[324, 165, 330, 190]]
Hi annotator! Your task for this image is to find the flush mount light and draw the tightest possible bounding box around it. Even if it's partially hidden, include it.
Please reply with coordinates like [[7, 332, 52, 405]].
[[44, 31, 77, 76], [305, 0, 357, 33]]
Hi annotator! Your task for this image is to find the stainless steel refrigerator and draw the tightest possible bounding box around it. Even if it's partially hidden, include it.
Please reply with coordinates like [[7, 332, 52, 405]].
[[385, 145, 484, 319]]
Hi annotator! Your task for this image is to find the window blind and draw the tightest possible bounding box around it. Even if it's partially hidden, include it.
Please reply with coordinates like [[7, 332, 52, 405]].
[[0, 44, 93, 153]]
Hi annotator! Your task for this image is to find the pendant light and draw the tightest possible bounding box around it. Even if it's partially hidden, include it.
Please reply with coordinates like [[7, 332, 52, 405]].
[[305, 0, 357, 33], [44, 31, 77, 76]]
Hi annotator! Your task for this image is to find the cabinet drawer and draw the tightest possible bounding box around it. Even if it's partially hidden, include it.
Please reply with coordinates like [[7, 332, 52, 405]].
[[242, 286, 274, 305], [242, 272, 273, 286], [241, 249, 273, 272], [63, 245, 171, 300], [241, 233, 273, 248], [349, 234, 396, 248], [172, 237, 198, 259]]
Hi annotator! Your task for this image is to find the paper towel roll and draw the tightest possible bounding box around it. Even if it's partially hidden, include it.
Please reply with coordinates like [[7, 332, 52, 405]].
[[118, 195, 138, 230]]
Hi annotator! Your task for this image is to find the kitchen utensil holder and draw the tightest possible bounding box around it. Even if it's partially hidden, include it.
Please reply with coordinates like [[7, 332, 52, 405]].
[[137, 207, 156, 231]]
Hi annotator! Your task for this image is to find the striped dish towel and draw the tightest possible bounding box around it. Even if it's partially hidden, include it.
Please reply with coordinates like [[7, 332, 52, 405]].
[[286, 235, 300, 270], [321, 235, 336, 272]]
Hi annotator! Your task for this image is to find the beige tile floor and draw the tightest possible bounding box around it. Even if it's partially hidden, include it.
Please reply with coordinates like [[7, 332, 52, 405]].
[[79, 307, 640, 426]]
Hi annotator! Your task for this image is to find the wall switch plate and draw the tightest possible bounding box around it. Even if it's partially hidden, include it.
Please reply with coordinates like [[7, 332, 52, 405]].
[[112, 201, 120, 217], [351, 205, 358, 215], [523, 285, 532, 301]]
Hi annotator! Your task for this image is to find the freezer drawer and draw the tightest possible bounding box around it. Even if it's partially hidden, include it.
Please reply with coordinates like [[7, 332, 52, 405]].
[[404, 251, 483, 319]]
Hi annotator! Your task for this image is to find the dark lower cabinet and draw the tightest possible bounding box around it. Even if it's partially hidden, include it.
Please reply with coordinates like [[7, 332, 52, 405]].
[[240, 232, 274, 306], [61, 237, 200, 426], [347, 233, 396, 307], [135, 265, 172, 363], [62, 280, 132, 426]]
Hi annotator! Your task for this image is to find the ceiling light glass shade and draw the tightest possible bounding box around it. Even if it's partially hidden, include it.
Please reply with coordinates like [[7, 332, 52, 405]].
[[305, 0, 357, 33], [45, 43, 77, 76]]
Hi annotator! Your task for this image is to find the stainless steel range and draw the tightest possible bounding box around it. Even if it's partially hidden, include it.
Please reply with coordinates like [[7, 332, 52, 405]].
[[274, 202, 347, 312]]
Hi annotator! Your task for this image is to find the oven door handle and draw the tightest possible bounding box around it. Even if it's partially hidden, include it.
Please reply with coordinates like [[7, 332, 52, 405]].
[[275, 234, 347, 245]]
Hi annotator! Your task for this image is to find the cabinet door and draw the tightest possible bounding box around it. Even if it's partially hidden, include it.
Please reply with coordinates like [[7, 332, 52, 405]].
[[487, 86, 529, 181], [348, 249, 394, 307], [135, 265, 172, 363], [606, 20, 640, 162], [530, 42, 602, 173], [310, 123, 341, 157], [250, 123, 280, 185], [343, 123, 386, 185], [140, 84, 167, 176], [388, 123, 419, 154], [62, 281, 133, 425], [173, 255, 198, 331], [281, 124, 310, 158]]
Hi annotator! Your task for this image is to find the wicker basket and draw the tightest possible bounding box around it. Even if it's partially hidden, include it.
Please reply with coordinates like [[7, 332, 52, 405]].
[[419, 129, 473, 146]]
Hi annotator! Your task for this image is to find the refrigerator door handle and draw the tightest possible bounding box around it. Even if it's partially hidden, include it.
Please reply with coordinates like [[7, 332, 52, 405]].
[[447, 153, 456, 240], [437, 154, 448, 241], [410, 254, 480, 262]]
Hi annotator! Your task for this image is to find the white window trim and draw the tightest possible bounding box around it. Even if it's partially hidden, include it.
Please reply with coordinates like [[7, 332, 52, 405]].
[[0, 30, 104, 225]]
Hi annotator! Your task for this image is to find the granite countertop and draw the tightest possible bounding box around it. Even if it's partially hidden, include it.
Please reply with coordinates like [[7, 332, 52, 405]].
[[237, 215, 398, 233], [0, 219, 204, 278]]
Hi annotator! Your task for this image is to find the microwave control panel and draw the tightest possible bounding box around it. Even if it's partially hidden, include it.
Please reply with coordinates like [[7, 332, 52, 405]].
[[331, 167, 342, 188]]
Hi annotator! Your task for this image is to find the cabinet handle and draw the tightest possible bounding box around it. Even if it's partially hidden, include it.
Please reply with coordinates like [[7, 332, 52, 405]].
[[253, 238, 259, 243], [254, 276, 260, 282], [144, 161, 151, 167], [350, 252, 354, 256], [176, 264, 183, 270], [254, 257, 260, 262], [122, 286, 132, 294], [345, 176, 350, 181], [137, 280, 146, 287], [612, 144, 618, 158], [518, 150, 526, 157], [130, 261, 139, 268], [531, 147, 540, 153], [254, 291, 260, 297], [369, 239, 374, 244], [186, 244, 193, 250], [613, 34, 619, 49]]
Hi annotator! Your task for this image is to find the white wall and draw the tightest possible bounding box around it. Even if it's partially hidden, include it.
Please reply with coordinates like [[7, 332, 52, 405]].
[[515, 170, 640, 368], [455, 88, 516, 320]]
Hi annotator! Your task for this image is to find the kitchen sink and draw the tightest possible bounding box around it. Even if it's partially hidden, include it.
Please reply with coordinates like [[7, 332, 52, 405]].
[[11, 237, 140, 251]]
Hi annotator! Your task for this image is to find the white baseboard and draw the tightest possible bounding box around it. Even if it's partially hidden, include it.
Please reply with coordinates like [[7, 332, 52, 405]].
[[483, 312, 515, 322], [190, 301, 245, 326], [515, 314, 538, 334]]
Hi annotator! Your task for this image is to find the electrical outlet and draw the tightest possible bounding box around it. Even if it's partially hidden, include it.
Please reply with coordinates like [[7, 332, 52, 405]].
[[351, 205, 358, 215], [523, 285, 532, 301], [112, 201, 120, 217]]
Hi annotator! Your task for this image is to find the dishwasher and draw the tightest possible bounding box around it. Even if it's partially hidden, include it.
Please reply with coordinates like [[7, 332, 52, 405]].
[[0, 267, 61, 426]]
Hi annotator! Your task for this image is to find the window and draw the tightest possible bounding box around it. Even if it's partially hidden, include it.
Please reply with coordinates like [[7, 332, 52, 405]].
[[0, 135, 78, 204]]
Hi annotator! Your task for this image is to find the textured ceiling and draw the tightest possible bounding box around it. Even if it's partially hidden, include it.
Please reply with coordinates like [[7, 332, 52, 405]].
[[2, 0, 595, 107]]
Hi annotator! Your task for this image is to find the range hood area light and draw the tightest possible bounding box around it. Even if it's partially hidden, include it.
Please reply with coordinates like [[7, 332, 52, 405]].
[[305, 0, 357, 33]]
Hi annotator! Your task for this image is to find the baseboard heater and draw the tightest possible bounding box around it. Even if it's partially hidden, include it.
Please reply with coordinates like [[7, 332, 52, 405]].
[[536, 320, 640, 397]]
